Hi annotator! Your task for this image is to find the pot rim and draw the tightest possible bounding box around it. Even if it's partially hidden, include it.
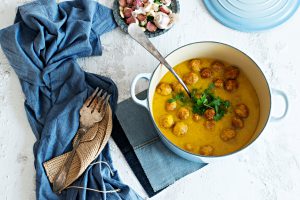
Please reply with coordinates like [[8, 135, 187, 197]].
[[147, 41, 272, 159]]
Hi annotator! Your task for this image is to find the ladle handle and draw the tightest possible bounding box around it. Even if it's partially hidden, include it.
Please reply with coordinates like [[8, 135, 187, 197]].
[[128, 24, 191, 97]]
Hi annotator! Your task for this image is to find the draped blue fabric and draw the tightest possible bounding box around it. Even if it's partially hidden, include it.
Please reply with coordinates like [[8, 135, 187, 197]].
[[0, 0, 142, 199]]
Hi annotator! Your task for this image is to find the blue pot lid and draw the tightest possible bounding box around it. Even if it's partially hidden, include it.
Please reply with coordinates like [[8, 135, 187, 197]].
[[203, 0, 300, 32]]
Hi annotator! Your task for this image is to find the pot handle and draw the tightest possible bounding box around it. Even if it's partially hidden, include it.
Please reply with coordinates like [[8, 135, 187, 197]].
[[130, 73, 152, 110], [270, 88, 289, 122]]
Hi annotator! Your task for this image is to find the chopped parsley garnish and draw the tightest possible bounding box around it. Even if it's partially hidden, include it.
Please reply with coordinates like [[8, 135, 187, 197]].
[[168, 92, 189, 104], [168, 83, 230, 121], [147, 16, 154, 22], [192, 83, 230, 121]]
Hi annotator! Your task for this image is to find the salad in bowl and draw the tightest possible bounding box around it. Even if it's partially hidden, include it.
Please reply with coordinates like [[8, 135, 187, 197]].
[[113, 0, 180, 37]]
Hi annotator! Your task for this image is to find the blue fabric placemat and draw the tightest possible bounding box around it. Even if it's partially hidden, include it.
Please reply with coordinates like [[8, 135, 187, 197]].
[[113, 91, 206, 197]]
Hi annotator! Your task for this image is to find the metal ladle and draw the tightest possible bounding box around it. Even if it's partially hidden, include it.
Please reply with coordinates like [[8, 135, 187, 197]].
[[128, 23, 192, 98]]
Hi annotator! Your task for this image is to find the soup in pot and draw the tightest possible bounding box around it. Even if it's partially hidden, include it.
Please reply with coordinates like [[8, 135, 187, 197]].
[[152, 58, 260, 156]]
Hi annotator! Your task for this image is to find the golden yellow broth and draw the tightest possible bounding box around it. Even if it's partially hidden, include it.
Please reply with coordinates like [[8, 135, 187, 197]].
[[152, 58, 260, 156]]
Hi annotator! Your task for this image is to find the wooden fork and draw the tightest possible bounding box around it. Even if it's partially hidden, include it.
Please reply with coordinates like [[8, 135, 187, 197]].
[[52, 87, 111, 193]]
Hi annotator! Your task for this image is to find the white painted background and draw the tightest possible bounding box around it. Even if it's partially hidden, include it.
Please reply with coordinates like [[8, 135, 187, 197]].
[[0, 0, 300, 199]]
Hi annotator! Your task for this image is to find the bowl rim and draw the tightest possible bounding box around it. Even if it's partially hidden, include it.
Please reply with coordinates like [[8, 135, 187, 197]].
[[147, 41, 272, 159]]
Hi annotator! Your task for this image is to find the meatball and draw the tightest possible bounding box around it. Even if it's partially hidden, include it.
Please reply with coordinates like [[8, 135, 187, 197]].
[[172, 82, 185, 93], [224, 79, 238, 92], [199, 145, 214, 156], [189, 59, 202, 72], [204, 120, 215, 130], [183, 72, 199, 85], [192, 114, 201, 121], [165, 101, 177, 111], [184, 143, 194, 151], [220, 128, 237, 141], [214, 79, 224, 88], [232, 116, 244, 129], [156, 83, 172, 96], [204, 108, 215, 121], [211, 61, 225, 72], [224, 66, 240, 80], [173, 122, 188, 136], [177, 107, 190, 120], [159, 114, 174, 129], [234, 104, 249, 118], [200, 68, 212, 78]]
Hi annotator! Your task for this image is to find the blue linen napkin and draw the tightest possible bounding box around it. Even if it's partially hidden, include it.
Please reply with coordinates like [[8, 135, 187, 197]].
[[0, 0, 142, 199], [113, 91, 206, 197]]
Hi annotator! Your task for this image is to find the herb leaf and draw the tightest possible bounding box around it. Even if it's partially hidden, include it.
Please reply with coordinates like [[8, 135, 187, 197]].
[[168, 92, 188, 104], [191, 83, 230, 121], [167, 98, 176, 103], [147, 16, 154, 22], [167, 83, 230, 121]]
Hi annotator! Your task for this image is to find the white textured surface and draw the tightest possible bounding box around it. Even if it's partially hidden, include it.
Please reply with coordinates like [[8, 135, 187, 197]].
[[0, 0, 300, 200]]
